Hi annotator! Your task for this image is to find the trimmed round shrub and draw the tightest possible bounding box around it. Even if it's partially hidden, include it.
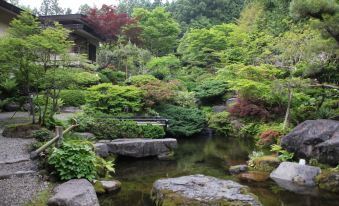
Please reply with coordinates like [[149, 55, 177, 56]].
[[60, 90, 87, 107], [194, 79, 228, 102]]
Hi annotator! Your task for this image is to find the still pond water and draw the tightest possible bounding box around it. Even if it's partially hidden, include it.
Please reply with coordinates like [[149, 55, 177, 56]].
[[99, 135, 339, 206]]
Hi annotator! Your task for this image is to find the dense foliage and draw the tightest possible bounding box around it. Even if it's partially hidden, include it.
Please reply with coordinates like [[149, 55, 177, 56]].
[[158, 104, 206, 137], [86, 83, 143, 114], [2, 0, 339, 179], [79, 118, 165, 139], [48, 141, 97, 180]]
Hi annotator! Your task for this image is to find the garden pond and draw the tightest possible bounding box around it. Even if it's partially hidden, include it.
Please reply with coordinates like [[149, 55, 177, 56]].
[[99, 135, 339, 206]]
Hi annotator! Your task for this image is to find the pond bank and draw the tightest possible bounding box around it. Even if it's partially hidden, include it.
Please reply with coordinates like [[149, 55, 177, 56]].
[[99, 135, 339, 206]]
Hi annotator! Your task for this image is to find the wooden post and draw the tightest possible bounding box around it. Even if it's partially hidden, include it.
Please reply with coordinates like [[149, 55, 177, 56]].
[[56, 126, 63, 148]]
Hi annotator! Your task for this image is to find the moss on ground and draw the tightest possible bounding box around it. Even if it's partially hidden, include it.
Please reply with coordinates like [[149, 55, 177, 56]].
[[24, 183, 54, 206]]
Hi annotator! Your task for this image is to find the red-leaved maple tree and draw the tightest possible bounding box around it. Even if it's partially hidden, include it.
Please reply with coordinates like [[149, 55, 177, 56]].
[[85, 4, 137, 43]]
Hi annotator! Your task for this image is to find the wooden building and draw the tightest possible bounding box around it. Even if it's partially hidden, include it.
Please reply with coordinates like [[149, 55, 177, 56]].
[[0, 1, 102, 61], [40, 14, 103, 62], [0, 0, 22, 37]]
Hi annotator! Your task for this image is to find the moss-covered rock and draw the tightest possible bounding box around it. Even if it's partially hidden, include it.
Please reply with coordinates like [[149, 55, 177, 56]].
[[93, 181, 106, 194], [316, 171, 339, 193], [151, 174, 262, 206], [249, 155, 280, 172], [2, 123, 41, 138]]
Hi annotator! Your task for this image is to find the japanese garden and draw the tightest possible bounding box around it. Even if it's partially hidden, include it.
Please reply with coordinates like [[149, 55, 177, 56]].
[[0, 0, 338, 205]]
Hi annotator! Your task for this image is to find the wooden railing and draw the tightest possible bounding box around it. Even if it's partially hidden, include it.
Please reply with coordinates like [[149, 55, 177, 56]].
[[30, 119, 79, 159]]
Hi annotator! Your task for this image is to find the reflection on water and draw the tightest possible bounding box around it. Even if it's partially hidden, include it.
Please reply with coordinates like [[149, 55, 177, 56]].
[[99, 136, 339, 206]]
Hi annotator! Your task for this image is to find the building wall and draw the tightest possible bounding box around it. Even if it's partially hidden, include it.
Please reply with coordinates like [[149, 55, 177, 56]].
[[0, 8, 16, 37]]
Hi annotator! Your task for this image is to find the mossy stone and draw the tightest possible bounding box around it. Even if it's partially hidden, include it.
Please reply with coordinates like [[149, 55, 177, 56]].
[[251, 155, 280, 172], [316, 171, 339, 193]]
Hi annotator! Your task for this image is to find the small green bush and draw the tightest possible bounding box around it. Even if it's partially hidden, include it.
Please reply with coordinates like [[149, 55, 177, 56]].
[[73, 71, 100, 87], [140, 124, 166, 139], [208, 112, 233, 136], [60, 90, 87, 107], [86, 83, 143, 114], [48, 141, 97, 180], [90, 119, 165, 139], [157, 104, 206, 137], [128, 74, 157, 86], [99, 69, 125, 84], [239, 123, 260, 139], [95, 156, 115, 178], [32, 128, 52, 141], [194, 79, 228, 102]]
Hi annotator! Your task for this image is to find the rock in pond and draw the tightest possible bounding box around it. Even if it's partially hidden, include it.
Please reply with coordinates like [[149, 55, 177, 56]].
[[229, 164, 248, 175], [151, 174, 262, 206], [94, 180, 121, 194], [281, 119, 339, 165], [47, 179, 99, 206], [270, 162, 321, 186], [95, 138, 177, 159]]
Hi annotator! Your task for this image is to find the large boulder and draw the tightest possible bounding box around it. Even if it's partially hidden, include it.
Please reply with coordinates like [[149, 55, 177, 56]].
[[151, 174, 262, 206], [281, 119, 339, 165], [270, 162, 321, 186], [95, 138, 177, 159], [48, 179, 99, 206]]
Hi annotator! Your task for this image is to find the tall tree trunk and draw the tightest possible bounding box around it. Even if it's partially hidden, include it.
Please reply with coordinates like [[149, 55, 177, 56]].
[[41, 91, 49, 126], [283, 83, 293, 132]]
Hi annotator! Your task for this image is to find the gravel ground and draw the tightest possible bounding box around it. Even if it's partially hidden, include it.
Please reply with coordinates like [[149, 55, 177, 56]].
[[0, 112, 47, 206], [0, 174, 48, 206]]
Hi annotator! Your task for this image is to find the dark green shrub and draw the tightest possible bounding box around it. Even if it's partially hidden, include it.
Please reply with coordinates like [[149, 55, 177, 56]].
[[60, 90, 87, 107], [157, 104, 206, 137], [48, 141, 97, 180], [32, 128, 52, 141], [73, 112, 96, 132], [194, 79, 228, 102], [140, 124, 166, 139], [99, 69, 125, 84], [91, 119, 142, 139], [89, 119, 166, 139], [208, 112, 233, 136], [239, 123, 260, 139]]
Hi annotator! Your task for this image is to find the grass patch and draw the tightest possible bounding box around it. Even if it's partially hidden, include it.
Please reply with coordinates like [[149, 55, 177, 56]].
[[24, 183, 54, 206]]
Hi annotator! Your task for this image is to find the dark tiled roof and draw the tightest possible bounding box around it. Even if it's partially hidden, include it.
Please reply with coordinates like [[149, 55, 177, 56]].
[[0, 0, 23, 15]]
